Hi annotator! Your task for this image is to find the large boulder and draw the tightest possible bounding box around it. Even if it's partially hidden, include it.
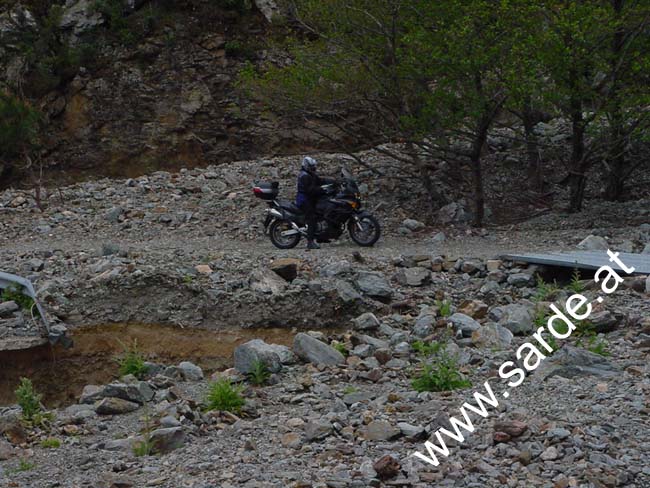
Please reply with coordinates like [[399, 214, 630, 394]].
[[233, 339, 283, 373], [489, 303, 534, 335], [95, 397, 140, 415], [448, 313, 481, 337], [396, 267, 431, 287], [471, 322, 513, 349], [577, 235, 609, 251], [355, 271, 393, 300], [150, 427, 186, 454], [270, 258, 301, 281], [59, 0, 105, 36], [178, 361, 203, 381], [534, 346, 617, 381], [101, 382, 154, 405], [249, 268, 288, 294], [293, 333, 345, 366]]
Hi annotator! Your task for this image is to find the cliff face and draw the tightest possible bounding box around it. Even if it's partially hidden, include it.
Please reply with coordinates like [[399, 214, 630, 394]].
[[0, 0, 344, 186]]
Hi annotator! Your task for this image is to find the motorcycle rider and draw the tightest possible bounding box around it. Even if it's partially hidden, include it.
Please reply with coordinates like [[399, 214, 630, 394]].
[[296, 156, 325, 250]]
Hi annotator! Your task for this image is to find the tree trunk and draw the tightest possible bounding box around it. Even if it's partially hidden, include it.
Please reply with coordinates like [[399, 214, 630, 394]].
[[603, 0, 627, 201], [522, 105, 543, 192], [469, 116, 493, 227], [566, 88, 587, 213]]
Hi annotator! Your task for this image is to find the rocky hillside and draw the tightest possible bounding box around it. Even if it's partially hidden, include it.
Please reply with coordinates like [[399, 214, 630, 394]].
[[0, 0, 348, 186]]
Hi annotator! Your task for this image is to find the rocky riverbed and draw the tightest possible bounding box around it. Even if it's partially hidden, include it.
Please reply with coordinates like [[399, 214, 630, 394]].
[[1, 154, 650, 487]]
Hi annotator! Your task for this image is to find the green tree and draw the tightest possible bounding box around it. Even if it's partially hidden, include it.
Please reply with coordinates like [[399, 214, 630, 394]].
[[0, 93, 41, 180]]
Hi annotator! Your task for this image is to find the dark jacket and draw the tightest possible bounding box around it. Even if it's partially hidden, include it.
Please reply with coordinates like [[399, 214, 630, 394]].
[[296, 169, 324, 207]]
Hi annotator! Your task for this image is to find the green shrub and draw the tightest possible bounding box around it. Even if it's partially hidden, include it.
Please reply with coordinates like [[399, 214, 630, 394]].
[[116, 340, 148, 379], [1, 284, 36, 312], [534, 275, 560, 302], [435, 299, 452, 318], [411, 340, 443, 357], [568, 269, 585, 293], [586, 336, 610, 357], [224, 40, 257, 60], [0, 94, 42, 172], [247, 360, 271, 386], [411, 353, 471, 393], [40, 438, 61, 449], [205, 379, 246, 413], [332, 342, 349, 357], [15, 378, 42, 422]]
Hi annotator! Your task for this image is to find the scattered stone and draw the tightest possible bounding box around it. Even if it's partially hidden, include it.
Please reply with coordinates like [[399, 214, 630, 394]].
[[293, 333, 345, 366], [95, 397, 140, 415], [471, 322, 513, 349], [363, 421, 401, 441], [577, 235, 608, 251], [373, 454, 401, 480], [234, 339, 283, 373], [448, 313, 481, 337], [396, 267, 431, 286], [270, 258, 301, 281], [355, 271, 393, 300], [353, 312, 380, 331], [149, 427, 186, 454], [178, 361, 204, 381], [489, 303, 534, 335]]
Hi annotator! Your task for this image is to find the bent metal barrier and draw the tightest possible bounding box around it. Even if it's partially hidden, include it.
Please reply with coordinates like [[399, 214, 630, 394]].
[[0, 271, 71, 351], [501, 251, 650, 276]]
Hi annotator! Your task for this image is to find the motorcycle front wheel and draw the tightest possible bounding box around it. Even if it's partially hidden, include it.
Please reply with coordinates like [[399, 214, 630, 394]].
[[348, 214, 381, 247], [269, 219, 301, 249]]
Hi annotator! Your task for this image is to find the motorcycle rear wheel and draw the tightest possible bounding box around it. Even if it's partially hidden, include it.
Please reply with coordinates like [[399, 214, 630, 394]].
[[269, 219, 301, 249], [348, 214, 381, 247]]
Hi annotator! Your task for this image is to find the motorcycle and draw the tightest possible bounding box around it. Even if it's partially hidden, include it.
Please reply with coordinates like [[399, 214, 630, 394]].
[[253, 167, 381, 249]]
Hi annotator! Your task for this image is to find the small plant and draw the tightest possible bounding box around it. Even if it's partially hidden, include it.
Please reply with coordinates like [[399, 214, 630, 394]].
[[411, 352, 471, 393], [436, 299, 452, 318], [586, 336, 610, 357], [412, 340, 444, 357], [568, 269, 585, 293], [247, 359, 271, 386], [1, 284, 36, 312], [183, 274, 194, 284], [342, 385, 357, 395], [534, 275, 560, 302], [116, 340, 148, 379], [15, 378, 42, 422], [205, 379, 246, 414], [133, 409, 154, 457], [332, 342, 349, 357], [39, 438, 61, 449], [10, 459, 36, 473]]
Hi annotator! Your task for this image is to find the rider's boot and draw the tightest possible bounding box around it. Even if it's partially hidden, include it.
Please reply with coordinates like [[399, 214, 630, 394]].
[[307, 240, 321, 250]]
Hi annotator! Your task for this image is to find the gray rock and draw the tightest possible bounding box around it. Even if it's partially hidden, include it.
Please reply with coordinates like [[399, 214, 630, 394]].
[[249, 268, 288, 294], [254, 0, 281, 22], [304, 419, 332, 441], [489, 303, 534, 335], [396, 267, 431, 287], [178, 361, 203, 381], [101, 382, 154, 405], [353, 312, 380, 331], [355, 271, 393, 300], [150, 427, 186, 454], [507, 273, 534, 287], [0, 301, 19, 317], [431, 232, 446, 243], [293, 333, 345, 366], [534, 346, 618, 381], [60, 0, 105, 36], [334, 279, 362, 303], [364, 421, 401, 441], [642, 243, 650, 255], [438, 202, 468, 224], [321, 261, 352, 277], [402, 219, 425, 231], [471, 322, 513, 349], [589, 310, 618, 333], [413, 314, 435, 338], [104, 206, 124, 223], [95, 397, 140, 415], [577, 234, 609, 251], [234, 339, 283, 373], [397, 422, 426, 439], [448, 313, 481, 337], [646, 275, 650, 293]]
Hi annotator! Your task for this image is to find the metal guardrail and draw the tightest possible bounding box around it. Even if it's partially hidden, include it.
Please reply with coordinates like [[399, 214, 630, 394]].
[[0, 271, 50, 334], [501, 251, 650, 276]]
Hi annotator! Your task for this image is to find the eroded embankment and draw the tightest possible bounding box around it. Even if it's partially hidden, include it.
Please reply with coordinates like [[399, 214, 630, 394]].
[[0, 323, 300, 408]]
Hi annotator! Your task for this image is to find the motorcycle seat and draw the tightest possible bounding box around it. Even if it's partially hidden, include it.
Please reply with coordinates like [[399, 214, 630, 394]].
[[278, 200, 302, 214]]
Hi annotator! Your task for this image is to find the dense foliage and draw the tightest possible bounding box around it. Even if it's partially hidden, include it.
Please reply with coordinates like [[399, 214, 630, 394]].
[[244, 0, 650, 224]]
